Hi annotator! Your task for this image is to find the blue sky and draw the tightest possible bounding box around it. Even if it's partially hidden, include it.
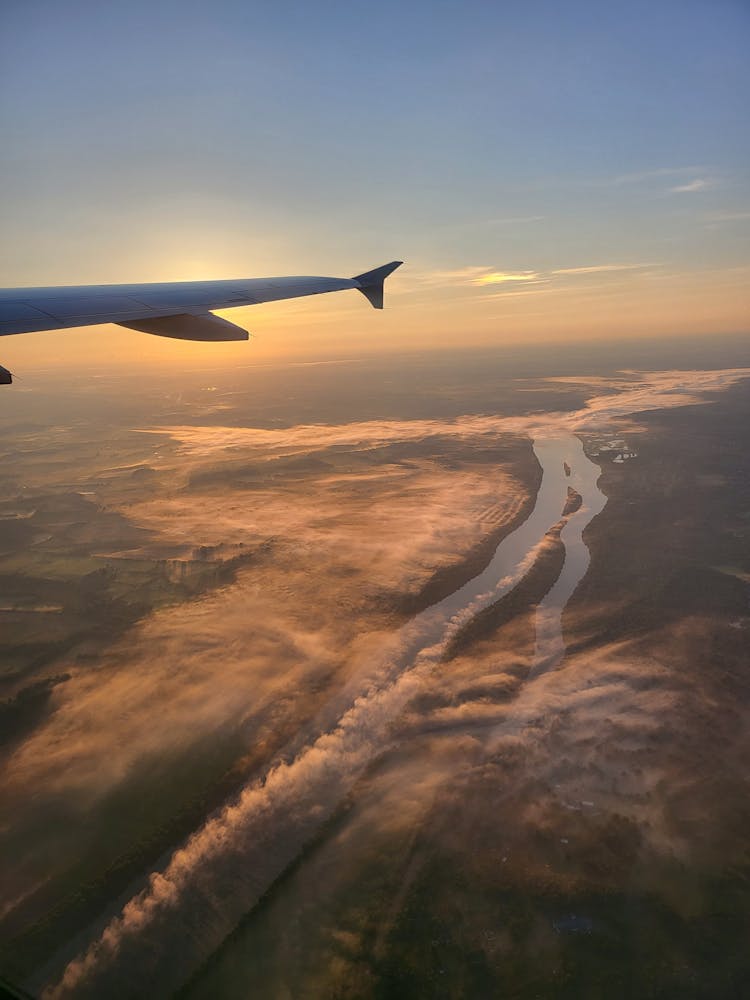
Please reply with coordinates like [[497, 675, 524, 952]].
[[1, 0, 748, 361]]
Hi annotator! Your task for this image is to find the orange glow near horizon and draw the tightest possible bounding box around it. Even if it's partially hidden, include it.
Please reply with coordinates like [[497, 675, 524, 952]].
[[1, 260, 747, 376]]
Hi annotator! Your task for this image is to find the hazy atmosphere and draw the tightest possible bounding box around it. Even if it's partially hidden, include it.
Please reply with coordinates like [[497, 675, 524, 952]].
[[1, 2, 749, 999]]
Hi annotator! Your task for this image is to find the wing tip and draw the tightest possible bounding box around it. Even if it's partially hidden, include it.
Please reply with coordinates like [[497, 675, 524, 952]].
[[352, 261, 403, 309]]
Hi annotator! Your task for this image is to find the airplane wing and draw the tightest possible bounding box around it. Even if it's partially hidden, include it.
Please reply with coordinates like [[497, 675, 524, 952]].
[[0, 261, 402, 382]]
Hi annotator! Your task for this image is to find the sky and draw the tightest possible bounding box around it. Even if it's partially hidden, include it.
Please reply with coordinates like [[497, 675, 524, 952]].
[[1, 0, 748, 368]]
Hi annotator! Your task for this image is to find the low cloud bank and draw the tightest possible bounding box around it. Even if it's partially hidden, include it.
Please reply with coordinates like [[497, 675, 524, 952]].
[[144, 368, 750, 457], [41, 367, 750, 995]]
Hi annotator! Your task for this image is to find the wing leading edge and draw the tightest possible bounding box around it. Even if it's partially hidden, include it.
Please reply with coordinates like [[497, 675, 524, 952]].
[[0, 261, 403, 380]]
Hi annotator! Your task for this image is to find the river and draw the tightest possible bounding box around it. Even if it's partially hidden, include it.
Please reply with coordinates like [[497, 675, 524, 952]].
[[402, 430, 607, 674], [531, 434, 608, 672]]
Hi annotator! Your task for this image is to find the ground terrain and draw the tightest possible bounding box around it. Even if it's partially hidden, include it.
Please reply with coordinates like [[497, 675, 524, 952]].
[[0, 345, 748, 998]]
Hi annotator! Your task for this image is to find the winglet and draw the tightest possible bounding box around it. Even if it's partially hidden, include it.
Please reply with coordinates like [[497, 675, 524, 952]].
[[352, 261, 403, 309]]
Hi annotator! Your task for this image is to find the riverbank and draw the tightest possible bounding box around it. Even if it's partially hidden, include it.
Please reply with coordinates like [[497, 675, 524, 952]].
[[384, 438, 543, 618]]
